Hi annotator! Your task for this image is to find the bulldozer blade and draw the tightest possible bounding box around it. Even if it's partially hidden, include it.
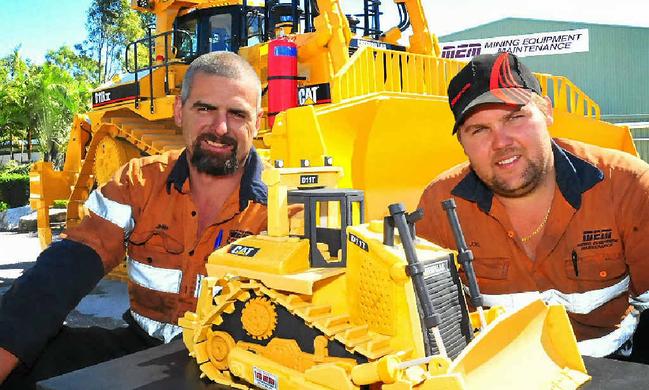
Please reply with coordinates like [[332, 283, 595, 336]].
[[449, 299, 590, 389]]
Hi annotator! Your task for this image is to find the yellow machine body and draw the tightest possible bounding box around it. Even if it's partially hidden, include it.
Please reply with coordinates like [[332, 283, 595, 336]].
[[179, 164, 590, 389]]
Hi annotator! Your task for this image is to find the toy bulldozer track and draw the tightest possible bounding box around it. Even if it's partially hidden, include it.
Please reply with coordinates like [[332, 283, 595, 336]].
[[179, 162, 590, 389]]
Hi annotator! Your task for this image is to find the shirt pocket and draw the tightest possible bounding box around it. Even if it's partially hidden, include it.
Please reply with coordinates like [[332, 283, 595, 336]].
[[128, 227, 185, 256], [472, 257, 510, 280], [564, 251, 626, 282]]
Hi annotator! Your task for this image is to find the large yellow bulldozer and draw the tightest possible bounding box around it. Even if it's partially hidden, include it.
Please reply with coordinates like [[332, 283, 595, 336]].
[[29, 0, 636, 251], [27, 0, 637, 387]]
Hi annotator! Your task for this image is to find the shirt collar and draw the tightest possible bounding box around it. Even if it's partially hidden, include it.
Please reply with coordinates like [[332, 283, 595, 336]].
[[451, 140, 603, 212], [166, 147, 268, 211]]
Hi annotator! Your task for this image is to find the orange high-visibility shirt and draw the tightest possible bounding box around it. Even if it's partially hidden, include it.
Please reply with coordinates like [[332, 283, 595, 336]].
[[63, 148, 268, 342], [418, 138, 649, 357]]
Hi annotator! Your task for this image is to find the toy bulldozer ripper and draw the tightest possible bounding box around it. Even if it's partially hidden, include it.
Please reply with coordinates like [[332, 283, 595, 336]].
[[180, 161, 590, 389]]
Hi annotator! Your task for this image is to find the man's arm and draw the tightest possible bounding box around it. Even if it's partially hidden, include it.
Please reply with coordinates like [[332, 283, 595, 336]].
[[617, 168, 649, 304], [0, 347, 18, 383], [0, 239, 105, 378], [0, 158, 144, 383]]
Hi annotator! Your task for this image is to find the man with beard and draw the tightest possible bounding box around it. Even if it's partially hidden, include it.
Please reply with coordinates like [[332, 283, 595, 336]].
[[417, 53, 649, 362], [0, 51, 269, 387]]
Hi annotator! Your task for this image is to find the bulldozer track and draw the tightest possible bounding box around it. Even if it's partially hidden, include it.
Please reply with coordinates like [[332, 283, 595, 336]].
[[106, 115, 184, 154], [181, 276, 398, 384], [63, 114, 182, 225]]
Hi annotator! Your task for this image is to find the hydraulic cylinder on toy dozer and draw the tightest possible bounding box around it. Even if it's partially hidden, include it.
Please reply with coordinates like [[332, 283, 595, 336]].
[[442, 199, 488, 329], [388, 203, 448, 358]]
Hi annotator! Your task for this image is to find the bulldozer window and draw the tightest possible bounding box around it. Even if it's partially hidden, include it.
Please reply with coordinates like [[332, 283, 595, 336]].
[[246, 13, 264, 46], [176, 18, 199, 58], [209, 14, 232, 52], [316, 201, 341, 229]]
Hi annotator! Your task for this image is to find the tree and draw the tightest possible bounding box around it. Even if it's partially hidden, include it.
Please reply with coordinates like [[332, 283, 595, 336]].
[[0, 46, 94, 167], [0, 48, 30, 161], [84, 0, 155, 84], [45, 46, 98, 85], [28, 47, 94, 165], [0, 1, 154, 167]]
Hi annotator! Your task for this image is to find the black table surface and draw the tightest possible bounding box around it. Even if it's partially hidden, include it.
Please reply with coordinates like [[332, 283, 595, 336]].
[[37, 340, 649, 390]]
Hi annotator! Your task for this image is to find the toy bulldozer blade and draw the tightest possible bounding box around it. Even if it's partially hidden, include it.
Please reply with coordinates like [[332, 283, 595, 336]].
[[450, 299, 590, 389]]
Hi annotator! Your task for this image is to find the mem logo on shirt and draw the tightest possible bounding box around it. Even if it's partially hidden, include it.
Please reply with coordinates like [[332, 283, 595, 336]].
[[577, 228, 618, 250]]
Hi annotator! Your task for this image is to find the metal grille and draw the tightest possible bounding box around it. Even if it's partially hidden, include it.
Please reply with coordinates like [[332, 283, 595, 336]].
[[418, 254, 471, 359]]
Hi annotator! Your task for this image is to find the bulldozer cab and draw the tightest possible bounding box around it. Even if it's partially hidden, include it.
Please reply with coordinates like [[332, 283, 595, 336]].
[[171, 0, 407, 59], [174, 5, 266, 57], [287, 188, 364, 268]]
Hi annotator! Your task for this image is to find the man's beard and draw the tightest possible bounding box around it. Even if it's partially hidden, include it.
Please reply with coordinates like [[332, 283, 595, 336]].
[[189, 133, 239, 176], [478, 148, 547, 198], [489, 161, 544, 198]]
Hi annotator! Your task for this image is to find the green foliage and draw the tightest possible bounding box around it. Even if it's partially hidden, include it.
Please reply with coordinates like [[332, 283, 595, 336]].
[[0, 48, 30, 153], [0, 201, 7, 213], [31, 48, 95, 166], [0, 160, 31, 175], [84, 0, 155, 84], [53, 200, 69, 209], [0, 47, 95, 168], [0, 173, 29, 208], [0, 1, 155, 170]]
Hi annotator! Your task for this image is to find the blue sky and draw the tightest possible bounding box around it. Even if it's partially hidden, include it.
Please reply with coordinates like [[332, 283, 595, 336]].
[[0, 0, 93, 63], [2, 0, 648, 63]]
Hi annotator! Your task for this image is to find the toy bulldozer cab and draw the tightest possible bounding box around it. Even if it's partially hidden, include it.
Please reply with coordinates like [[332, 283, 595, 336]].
[[288, 187, 364, 268]]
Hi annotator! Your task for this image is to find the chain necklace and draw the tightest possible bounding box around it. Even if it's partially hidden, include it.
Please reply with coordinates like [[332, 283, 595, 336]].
[[520, 205, 551, 243]]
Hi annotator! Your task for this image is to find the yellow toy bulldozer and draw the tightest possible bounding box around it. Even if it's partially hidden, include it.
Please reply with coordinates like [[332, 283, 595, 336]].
[[179, 162, 590, 389]]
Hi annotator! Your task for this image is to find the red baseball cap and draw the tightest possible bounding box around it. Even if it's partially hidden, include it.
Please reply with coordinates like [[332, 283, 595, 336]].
[[447, 52, 542, 134]]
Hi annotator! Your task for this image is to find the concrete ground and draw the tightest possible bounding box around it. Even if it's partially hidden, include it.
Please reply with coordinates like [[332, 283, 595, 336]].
[[0, 231, 128, 329]]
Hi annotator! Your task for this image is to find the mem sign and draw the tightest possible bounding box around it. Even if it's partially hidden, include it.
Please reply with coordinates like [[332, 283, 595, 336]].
[[440, 29, 589, 61]]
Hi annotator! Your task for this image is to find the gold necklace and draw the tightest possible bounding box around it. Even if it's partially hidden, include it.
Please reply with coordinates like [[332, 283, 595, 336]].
[[520, 206, 551, 243]]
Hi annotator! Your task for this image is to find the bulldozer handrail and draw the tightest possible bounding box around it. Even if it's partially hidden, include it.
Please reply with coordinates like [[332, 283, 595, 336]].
[[125, 28, 194, 114], [331, 46, 600, 121], [124, 29, 194, 74], [535, 73, 601, 119], [330, 46, 465, 103]]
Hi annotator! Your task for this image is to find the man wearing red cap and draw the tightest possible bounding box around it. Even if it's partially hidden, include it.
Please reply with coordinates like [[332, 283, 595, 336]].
[[417, 52, 649, 361]]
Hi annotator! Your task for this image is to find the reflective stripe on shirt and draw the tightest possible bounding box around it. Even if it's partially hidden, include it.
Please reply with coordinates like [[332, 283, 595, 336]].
[[577, 310, 639, 357], [630, 289, 649, 311], [130, 309, 183, 343], [193, 274, 223, 298], [127, 257, 182, 294], [85, 189, 135, 237], [478, 276, 630, 314], [194, 274, 205, 298]]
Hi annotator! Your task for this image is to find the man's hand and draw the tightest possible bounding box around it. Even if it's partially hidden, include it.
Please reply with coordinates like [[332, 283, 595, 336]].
[[0, 347, 18, 383]]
